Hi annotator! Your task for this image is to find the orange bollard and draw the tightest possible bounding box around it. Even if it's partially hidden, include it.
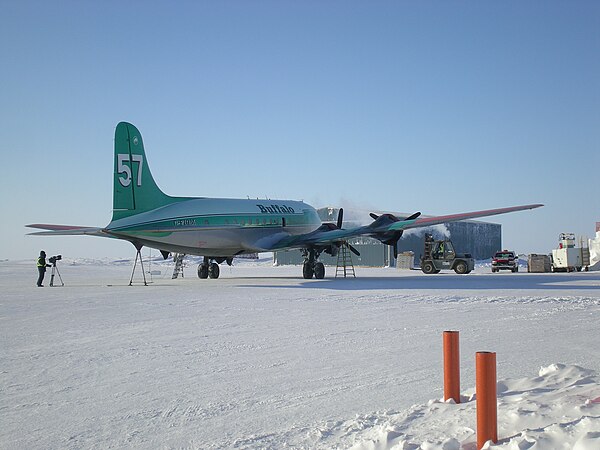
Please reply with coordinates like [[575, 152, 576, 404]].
[[476, 351, 497, 449], [443, 330, 460, 403]]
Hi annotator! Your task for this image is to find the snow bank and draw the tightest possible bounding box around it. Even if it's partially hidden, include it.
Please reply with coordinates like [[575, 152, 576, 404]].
[[589, 231, 600, 271], [326, 364, 600, 449]]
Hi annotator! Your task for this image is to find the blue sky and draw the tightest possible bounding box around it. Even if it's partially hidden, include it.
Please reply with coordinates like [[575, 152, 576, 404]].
[[1, 1, 598, 260]]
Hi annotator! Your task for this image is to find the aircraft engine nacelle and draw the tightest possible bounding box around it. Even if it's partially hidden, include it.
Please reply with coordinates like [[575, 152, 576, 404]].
[[323, 244, 340, 257], [374, 230, 403, 259]]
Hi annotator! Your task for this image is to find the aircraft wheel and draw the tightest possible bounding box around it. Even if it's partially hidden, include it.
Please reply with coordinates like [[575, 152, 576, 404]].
[[422, 261, 436, 274], [198, 264, 209, 279], [302, 262, 314, 279], [208, 262, 220, 279], [454, 261, 468, 274], [314, 262, 325, 279]]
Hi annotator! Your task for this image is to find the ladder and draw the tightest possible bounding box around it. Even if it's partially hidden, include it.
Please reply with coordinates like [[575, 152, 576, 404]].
[[172, 253, 186, 279], [336, 243, 356, 278]]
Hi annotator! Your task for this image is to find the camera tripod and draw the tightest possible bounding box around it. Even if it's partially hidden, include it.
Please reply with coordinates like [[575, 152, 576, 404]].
[[49, 263, 64, 287]]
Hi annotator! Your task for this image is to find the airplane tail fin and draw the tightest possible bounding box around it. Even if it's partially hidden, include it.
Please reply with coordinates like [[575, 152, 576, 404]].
[[112, 122, 173, 221]]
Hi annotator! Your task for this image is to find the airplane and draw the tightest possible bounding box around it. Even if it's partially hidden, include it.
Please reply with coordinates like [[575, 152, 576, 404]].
[[27, 122, 543, 283]]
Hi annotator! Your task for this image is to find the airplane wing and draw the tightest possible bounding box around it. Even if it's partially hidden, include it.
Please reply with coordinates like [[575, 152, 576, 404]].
[[26, 224, 111, 237], [387, 204, 545, 232], [267, 203, 543, 251]]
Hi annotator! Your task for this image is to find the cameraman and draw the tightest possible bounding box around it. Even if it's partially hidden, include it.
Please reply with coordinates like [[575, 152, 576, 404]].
[[36, 250, 51, 287]]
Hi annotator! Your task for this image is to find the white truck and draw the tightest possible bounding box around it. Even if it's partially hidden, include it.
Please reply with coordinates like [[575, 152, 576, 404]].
[[551, 233, 590, 272]]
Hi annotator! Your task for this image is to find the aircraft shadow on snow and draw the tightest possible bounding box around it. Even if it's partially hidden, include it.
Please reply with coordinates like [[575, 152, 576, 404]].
[[237, 272, 600, 292]]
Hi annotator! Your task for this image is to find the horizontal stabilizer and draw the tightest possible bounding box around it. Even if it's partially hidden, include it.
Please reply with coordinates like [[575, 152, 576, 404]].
[[26, 224, 108, 237]]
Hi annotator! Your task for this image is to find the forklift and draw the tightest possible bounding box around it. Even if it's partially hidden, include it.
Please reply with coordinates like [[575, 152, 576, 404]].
[[420, 233, 475, 274]]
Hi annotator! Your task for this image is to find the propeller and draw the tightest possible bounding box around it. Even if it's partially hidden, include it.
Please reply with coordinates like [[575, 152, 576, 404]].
[[391, 237, 400, 259], [404, 211, 421, 221], [346, 242, 361, 256], [369, 211, 421, 222], [317, 207, 361, 257], [337, 208, 361, 255]]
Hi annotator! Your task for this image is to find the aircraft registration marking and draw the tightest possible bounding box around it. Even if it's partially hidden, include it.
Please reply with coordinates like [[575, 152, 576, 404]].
[[174, 219, 197, 226]]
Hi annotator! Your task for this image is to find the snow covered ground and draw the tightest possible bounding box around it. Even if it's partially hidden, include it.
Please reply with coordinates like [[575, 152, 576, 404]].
[[1, 258, 600, 449]]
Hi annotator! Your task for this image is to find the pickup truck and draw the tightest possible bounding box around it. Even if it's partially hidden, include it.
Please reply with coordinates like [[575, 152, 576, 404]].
[[491, 250, 519, 273]]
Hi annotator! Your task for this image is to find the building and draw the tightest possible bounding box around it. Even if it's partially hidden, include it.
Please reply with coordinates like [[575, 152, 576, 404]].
[[274, 207, 501, 267]]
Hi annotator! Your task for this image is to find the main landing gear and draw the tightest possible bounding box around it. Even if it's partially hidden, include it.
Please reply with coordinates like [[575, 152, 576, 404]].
[[301, 248, 326, 279], [197, 257, 221, 279]]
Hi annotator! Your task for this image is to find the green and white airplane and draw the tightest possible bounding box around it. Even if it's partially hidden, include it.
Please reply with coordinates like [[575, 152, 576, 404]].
[[28, 122, 543, 282]]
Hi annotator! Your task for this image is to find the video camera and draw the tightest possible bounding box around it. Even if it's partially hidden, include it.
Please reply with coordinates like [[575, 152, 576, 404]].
[[49, 255, 62, 265]]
